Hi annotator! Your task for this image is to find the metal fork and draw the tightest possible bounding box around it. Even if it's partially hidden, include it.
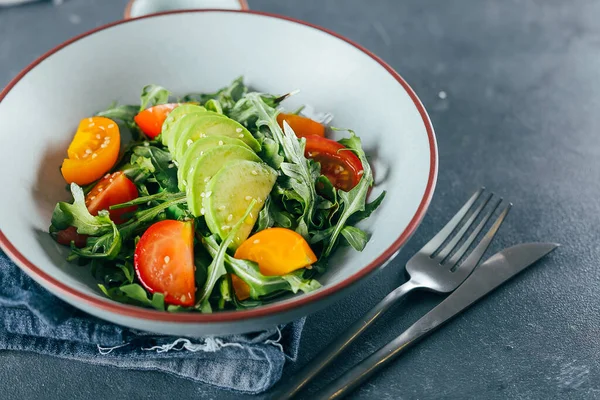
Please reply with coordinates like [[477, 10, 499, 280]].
[[276, 188, 511, 399]]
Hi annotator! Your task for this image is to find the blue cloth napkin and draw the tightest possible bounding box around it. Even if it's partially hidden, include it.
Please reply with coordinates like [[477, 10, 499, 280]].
[[0, 250, 304, 394]]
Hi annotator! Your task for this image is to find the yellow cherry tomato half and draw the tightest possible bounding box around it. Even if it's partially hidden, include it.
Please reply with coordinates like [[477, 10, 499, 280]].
[[232, 228, 317, 300], [61, 117, 120, 185]]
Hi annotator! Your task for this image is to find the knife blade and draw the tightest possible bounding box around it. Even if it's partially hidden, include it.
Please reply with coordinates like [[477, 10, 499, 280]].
[[316, 242, 559, 400]]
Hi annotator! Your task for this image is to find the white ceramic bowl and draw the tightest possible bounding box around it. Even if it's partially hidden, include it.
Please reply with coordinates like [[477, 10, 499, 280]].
[[0, 10, 437, 336]]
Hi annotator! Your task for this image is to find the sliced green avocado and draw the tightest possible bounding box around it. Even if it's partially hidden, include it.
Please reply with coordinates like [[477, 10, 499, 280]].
[[160, 104, 206, 146], [173, 115, 260, 161], [177, 136, 253, 191], [166, 111, 226, 154], [203, 160, 277, 249], [187, 145, 261, 216]]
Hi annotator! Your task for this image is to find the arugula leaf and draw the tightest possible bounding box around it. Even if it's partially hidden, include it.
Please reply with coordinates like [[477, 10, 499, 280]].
[[51, 183, 114, 236], [348, 191, 386, 225], [100, 283, 165, 311], [341, 225, 369, 251], [322, 132, 378, 258], [69, 224, 121, 260], [256, 196, 275, 232], [181, 76, 247, 113], [245, 93, 318, 237], [282, 270, 322, 293], [96, 104, 138, 122], [197, 201, 257, 312], [132, 145, 178, 192], [139, 84, 170, 111], [217, 277, 233, 310]]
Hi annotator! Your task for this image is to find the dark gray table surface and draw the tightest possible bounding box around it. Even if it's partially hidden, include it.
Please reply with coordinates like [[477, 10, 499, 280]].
[[1, 0, 598, 399]]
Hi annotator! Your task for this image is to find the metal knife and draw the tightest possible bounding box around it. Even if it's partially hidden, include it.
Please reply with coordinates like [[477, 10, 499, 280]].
[[315, 242, 559, 400]]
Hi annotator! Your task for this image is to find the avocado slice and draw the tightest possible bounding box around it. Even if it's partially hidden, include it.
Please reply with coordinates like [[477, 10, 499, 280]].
[[160, 104, 206, 146], [166, 112, 226, 154], [177, 135, 253, 191], [203, 160, 277, 249], [186, 145, 262, 216], [173, 115, 261, 161]]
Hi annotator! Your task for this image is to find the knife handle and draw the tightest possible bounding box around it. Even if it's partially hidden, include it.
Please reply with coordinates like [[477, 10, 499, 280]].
[[276, 280, 420, 399], [316, 310, 445, 400]]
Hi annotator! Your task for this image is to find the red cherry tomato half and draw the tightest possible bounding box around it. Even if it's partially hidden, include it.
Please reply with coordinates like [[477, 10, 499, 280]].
[[85, 171, 139, 225], [134, 103, 180, 138], [304, 136, 364, 191], [277, 113, 325, 138], [134, 220, 196, 307], [55, 171, 138, 247], [55, 226, 88, 248]]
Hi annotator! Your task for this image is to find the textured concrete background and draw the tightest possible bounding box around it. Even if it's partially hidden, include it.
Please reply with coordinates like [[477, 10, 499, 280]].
[[1, 0, 598, 399]]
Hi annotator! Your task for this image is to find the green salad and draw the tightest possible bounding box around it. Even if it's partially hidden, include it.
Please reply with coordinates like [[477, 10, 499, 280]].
[[49, 78, 385, 312]]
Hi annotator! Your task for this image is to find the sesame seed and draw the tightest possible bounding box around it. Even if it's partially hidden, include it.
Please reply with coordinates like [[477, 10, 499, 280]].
[[221, 225, 231, 231], [173, 160, 179, 167], [90, 196, 96, 200], [164, 256, 170, 264], [253, 239, 260, 244], [200, 192, 205, 198], [205, 191, 212, 198], [85, 149, 92, 154], [358, 170, 364, 175], [109, 178, 113, 183], [89, 122, 95, 127], [100, 143, 107, 148], [99, 126, 105, 131], [227, 214, 233, 222], [238, 134, 244, 138], [235, 128, 243, 133], [104, 174, 110, 178], [200, 208, 205, 215], [257, 197, 263, 203], [88, 117, 93, 122], [98, 188, 103, 192], [245, 196, 252, 201], [200, 151, 204, 156], [143, 141, 150, 147], [96, 134, 101, 139], [83, 154, 89, 158], [92, 153, 97, 159], [203, 177, 210, 183], [108, 123, 115, 128], [168, 163, 175, 169], [104, 136, 110, 141], [147, 201, 151, 206], [186, 139, 193, 147], [180, 295, 186, 302], [218, 140, 224, 146], [251, 170, 258, 175], [218, 205, 226, 211]]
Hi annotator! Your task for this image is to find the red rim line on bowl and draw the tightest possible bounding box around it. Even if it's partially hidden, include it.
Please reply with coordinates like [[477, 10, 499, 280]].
[[0, 9, 438, 323], [124, 0, 250, 19]]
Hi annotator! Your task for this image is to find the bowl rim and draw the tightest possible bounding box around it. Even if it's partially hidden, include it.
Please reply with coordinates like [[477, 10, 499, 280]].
[[0, 9, 438, 323]]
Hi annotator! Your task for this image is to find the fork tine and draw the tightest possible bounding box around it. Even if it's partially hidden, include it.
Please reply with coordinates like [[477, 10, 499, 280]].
[[435, 192, 493, 262], [420, 187, 485, 256], [453, 202, 512, 274], [445, 197, 502, 269]]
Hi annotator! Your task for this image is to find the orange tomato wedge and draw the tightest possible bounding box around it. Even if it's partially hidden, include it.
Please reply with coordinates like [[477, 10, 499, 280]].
[[61, 117, 120, 185], [134, 103, 180, 139], [277, 113, 325, 138], [232, 228, 317, 300]]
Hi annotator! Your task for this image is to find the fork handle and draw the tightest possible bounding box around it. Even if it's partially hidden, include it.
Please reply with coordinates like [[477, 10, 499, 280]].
[[275, 280, 420, 399]]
